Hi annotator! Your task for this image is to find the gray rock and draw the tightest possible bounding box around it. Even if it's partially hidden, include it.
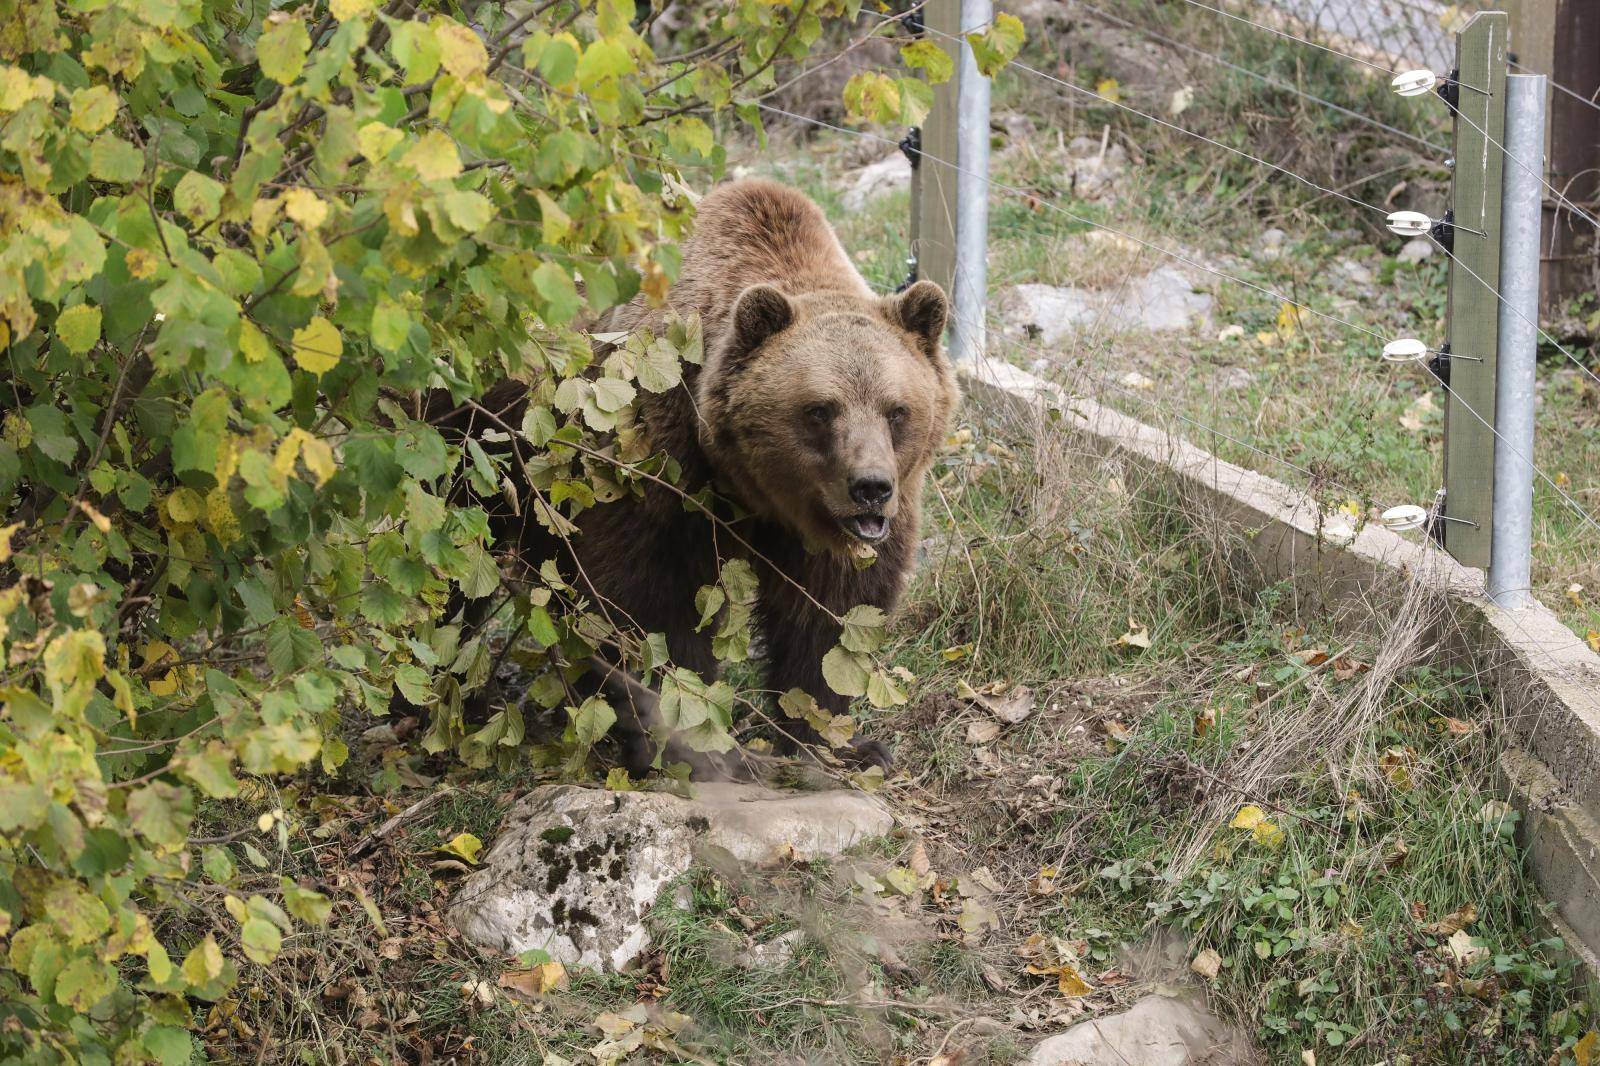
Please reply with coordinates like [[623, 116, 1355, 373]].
[[1121, 267, 1214, 332], [1397, 238, 1434, 263], [1025, 995, 1254, 1066], [1000, 268, 1212, 343], [840, 152, 911, 211], [448, 783, 892, 970], [1256, 228, 1287, 260], [1214, 366, 1255, 391], [733, 928, 805, 970], [1336, 258, 1376, 286], [1063, 135, 1129, 201]]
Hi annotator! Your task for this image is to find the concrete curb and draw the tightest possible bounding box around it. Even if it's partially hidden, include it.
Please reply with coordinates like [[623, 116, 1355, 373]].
[[960, 355, 1600, 964]]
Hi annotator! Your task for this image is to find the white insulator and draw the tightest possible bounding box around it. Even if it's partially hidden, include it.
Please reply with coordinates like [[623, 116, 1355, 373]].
[[1380, 504, 1430, 531], [1381, 338, 1429, 363], [1391, 69, 1439, 97], [1385, 210, 1433, 236]]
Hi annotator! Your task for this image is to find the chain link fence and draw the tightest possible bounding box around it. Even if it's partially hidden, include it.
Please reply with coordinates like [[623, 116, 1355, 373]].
[[1250, 0, 1488, 71]]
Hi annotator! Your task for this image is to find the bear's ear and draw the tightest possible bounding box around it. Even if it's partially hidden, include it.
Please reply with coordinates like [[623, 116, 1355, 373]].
[[888, 280, 948, 356], [727, 284, 794, 362]]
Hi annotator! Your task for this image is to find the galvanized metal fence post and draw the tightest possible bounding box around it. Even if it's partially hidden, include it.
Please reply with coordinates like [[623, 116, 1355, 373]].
[[949, 0, 991, 364], [1487, 72, 1546, 610]]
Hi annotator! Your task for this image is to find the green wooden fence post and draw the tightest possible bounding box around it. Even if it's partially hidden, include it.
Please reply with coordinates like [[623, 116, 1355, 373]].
[[1440, 11, 1508, 568], [912, 0, 960, 298]]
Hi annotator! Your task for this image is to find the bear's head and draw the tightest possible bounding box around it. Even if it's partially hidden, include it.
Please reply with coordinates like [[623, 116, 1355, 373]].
[[696, 279, 959, 553]]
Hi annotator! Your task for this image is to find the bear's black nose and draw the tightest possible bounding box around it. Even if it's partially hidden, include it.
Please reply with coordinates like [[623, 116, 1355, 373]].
[[849, 475, 893, 509]]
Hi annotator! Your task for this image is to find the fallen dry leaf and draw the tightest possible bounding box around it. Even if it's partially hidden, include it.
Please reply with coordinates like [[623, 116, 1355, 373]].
[[966, 718, 1001, 745], [498, 961, 567, 1000], [1445, 928, 1487, 966], [1190, 947, 1222, 980], [1114, 618, 1152, 650], [1424, 903, 1477, 937]]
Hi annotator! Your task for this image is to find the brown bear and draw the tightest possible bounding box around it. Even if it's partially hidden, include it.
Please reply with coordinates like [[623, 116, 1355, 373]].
[[468, 179, 958, 774]]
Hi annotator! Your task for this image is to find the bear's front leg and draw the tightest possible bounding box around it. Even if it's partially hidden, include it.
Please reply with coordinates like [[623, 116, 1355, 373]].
[[758, 589, 894, 771]]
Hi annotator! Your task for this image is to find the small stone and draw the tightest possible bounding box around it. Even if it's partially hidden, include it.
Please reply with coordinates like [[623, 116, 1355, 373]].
[[1397, 238, 1434, 263], [1024, 995, 1254, 1065], [1337, 258, 1376, 286], [1216, 324, 1246, 342], [733, 928, 804, 970], [1257, 228, 1287, 260], [1215, 366, 1254, 391], [840, 152, 911, 211]]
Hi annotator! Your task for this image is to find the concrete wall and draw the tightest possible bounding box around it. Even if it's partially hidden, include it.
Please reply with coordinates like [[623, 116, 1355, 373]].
[[961, 355, 1600, 968]]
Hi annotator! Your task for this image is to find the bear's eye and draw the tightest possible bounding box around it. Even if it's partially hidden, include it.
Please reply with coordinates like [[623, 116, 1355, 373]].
[[804, 403, 834, 425], [886, 405, 909, 426]]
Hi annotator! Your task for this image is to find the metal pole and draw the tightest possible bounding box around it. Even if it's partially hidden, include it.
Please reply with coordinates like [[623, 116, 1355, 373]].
[[1488, 73, 1545, 611], [949, 0, 990, 364]]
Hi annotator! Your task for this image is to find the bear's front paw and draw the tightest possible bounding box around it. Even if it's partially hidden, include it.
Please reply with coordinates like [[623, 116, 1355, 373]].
[[845, 736, 894, 772]]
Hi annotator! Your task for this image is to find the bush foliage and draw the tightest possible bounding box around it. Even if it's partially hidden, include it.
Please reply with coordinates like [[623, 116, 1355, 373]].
[[0, 0, 1026, 1058]]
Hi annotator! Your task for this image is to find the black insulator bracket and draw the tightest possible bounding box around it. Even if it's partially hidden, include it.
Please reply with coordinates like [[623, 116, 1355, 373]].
[[1429, 209, 1455, 255], [899, 127, 922, 170], [1436, 69, 1460, 112], [1427, 341, 1452, 388]]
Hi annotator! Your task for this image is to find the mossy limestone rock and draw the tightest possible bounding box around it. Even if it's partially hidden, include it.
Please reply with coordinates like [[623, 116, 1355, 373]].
[[449, 783, 893, 970]]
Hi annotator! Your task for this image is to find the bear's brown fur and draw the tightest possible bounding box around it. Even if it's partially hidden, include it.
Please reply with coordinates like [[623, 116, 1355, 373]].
[[474, 179, 958, 773]]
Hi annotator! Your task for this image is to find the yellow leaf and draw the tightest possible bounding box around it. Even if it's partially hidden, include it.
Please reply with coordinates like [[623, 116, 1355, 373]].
[[433, 17, 487, 80], [498, 961, 567, 999], [282, 187, 327, 230], [1574, 1030, 1596, 1066], [357, 121, 403, 162], [1586, 630, 1599, 654], [439, 832, 483, 863], [126, 247, 159, 280], [402, 129, 462, 182], [1276, 301, 1302, 336], [165, 488, 203, 524], [251, 196, 282, 238], [0, 522, 21, 563], [239, 319, 272, 363], [1114, 618, 1151, 650], [329, 0, 374, 20], [1095, 78, 1120, 103], [290, 316, 342, 375], [1230, 805, 1267, 831]]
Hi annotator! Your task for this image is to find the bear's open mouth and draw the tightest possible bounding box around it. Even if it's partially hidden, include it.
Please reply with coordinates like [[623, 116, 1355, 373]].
[[844, 513, 890, 543]]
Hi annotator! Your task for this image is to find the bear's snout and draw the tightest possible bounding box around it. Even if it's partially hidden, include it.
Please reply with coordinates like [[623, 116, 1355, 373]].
[[848, 474, 893, 510]]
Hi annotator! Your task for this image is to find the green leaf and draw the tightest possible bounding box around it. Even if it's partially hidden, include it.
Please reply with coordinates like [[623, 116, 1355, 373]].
[[371, 296, 412, 352], [239, 917, 281, 964], [55, 304, 101, 354], [126, 781, 194, 849], [54, 955, 114, 1011], [569, 695, 616, 748], [258, 15, 312, 84], [966, 12, 1026, 77], [532, 262, 581, 324], [174, 170, 224, 222], [839, 605, 888, 653], [182, 742, 241, 799], [900, 39, 954, 84], [89, 133, 143, 183], [821, 647, 870, 698], [281, 881, 332, 925], [265, 618, 321, 675]]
